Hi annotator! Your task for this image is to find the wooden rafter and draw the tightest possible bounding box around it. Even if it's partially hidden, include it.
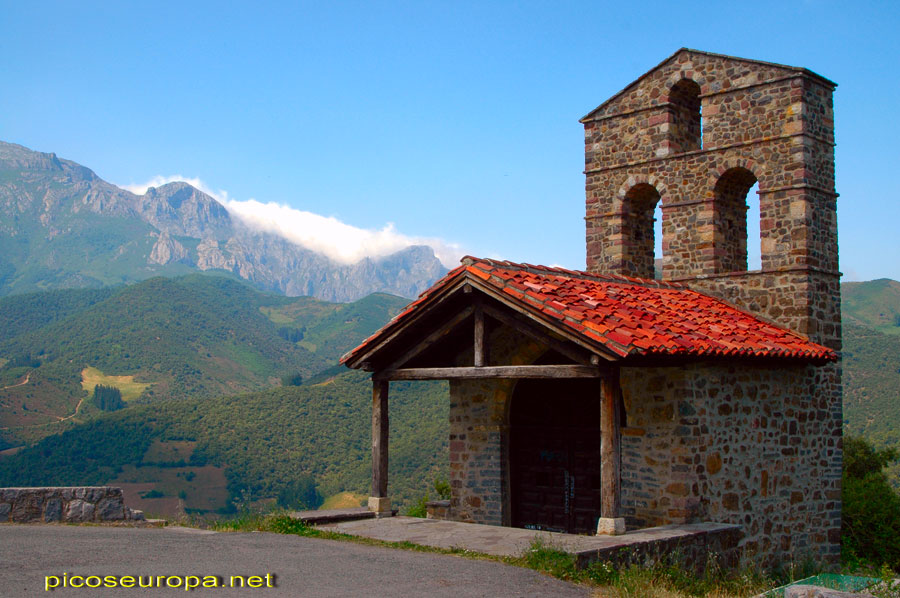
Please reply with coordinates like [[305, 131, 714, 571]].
[[379, 305, 475, 373], [481, 303, 598, 366]]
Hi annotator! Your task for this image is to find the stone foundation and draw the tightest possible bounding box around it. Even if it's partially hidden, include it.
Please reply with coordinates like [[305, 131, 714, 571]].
[[0, 487, 145, 523]]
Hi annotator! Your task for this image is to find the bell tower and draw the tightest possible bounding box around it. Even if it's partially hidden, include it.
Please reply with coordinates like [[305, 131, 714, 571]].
[[581, 49, 840, 351]]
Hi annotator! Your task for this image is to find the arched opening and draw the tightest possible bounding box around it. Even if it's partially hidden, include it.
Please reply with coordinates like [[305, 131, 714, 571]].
[[510, 373, 603, 534], [622, 183, 661, 279], [747, 182, 761, 270], [713, 167, 758, 273], [653, 202, 663, 279], [669, 79, 702, 152]]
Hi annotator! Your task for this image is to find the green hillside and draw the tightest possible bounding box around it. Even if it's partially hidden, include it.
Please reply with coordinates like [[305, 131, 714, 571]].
[[265, 292, 408, 364], [843, 324, 900, 442], [843, 279, 900, 334], [841, 280, 900, 488], [842, 324, 900, 487], [0, 370, 448, 513], [0, 275, 408, 448], [0, 287, 116, 342]]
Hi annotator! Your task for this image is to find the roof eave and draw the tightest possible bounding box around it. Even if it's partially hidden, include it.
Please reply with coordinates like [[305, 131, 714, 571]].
[[342, 268, 624, 369]]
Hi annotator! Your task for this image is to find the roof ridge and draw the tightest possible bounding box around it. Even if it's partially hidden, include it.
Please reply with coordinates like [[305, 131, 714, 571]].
[[460, 255, 687, 289], [580, 48, 835, 123]]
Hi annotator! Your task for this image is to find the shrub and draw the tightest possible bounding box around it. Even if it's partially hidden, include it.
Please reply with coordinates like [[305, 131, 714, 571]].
[[842, 436, 900, 571]]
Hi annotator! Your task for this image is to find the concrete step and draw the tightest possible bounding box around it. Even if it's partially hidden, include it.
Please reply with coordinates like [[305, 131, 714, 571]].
[[289, 507, 396, 525]]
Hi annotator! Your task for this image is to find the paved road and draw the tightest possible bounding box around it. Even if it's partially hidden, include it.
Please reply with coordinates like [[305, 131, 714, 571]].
[[0, 524, 592, 597]]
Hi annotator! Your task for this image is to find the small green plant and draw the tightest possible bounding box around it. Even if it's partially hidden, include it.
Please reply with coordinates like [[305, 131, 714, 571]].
[[523, 537, 578, 581], [869, 564, 900, 598], [405, 477, 451, 518], [405, 495, 428, 518], [433, 477, 451, 500]]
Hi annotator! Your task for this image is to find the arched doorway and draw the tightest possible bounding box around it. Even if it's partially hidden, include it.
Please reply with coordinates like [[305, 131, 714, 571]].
[[510, 376, 603, 534]]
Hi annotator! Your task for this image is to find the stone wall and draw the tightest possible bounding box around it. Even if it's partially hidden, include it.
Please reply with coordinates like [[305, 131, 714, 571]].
[[446, 354, 841, 564], [620, 362, 842, 564], [0, 487, 144, 523], [574, 523, 743, 572]]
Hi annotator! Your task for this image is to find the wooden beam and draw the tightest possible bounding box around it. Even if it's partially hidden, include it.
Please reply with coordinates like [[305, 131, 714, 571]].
[[481, 304, 595, 366], [600, 370, 621, 519], [380, 306, 474, 373], [377, 364, 605, 380], [372, 380, 389, 498], [474, 304, 485, 367]]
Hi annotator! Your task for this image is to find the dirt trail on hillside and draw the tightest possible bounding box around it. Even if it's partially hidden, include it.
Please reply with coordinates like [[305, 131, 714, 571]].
[[0, 372, 86, 430], [0, 371, 30, 391]]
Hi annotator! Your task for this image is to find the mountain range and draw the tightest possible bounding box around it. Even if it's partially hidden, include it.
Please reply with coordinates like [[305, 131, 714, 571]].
[[0, 140, 446, 301]]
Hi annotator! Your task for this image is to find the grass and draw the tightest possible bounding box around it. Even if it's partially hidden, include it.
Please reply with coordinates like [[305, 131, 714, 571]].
[[81, 366, 151, 401]]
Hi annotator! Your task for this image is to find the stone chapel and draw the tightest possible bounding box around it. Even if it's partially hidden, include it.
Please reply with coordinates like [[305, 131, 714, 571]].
[[342, 48, 842, 565]]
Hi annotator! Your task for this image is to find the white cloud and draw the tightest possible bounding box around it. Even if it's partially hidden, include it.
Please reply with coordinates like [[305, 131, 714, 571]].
[[121, 175, 462, 267], [224, 198, 462, 267]]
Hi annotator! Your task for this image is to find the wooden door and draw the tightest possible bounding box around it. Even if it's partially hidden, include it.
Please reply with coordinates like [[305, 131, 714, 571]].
[[510, 378, 602, 534]]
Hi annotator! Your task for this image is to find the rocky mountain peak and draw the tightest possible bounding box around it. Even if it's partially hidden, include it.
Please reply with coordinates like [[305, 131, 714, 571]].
[[0, 139, 448, 301], [139, 182, 233, 239]]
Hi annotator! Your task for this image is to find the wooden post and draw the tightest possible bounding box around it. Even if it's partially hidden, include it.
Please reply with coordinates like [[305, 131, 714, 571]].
[[598, 369, 624, 535], [473, 305, 485, 367], [369, 378, 391, 514]]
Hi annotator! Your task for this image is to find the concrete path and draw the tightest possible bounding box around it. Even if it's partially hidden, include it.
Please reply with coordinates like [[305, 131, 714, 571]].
[[320, 515, 739, 562], [0, 524, 591, 597]]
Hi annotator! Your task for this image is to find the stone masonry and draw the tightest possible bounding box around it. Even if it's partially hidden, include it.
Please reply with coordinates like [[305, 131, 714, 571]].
[[0, 487, 145, 523], [619, 363, 841, 562]]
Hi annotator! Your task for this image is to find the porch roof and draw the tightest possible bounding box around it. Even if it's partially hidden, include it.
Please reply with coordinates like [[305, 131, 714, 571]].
[[341, 256, 837, 367]]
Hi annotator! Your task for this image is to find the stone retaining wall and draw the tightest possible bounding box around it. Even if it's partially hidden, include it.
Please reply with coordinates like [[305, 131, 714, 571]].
[[573, 523, 743, 572], [0, 487, 145, 523]]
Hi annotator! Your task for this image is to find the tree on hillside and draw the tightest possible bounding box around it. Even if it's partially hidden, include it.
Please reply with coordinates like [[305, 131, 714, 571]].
[[92, 384, 125, 411], [277, 327, 304, 343], [276, 475, 322, 510], [281, 372, 303, 387], [842, 435, 900, 570], [6, 353, 41, 368]]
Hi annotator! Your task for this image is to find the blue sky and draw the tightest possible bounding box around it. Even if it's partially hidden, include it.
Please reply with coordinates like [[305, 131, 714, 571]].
[[1, 1, 898, 281]]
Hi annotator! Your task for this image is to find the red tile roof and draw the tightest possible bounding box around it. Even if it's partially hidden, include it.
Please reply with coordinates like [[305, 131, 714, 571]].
[[342, 256, 837, 366]]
